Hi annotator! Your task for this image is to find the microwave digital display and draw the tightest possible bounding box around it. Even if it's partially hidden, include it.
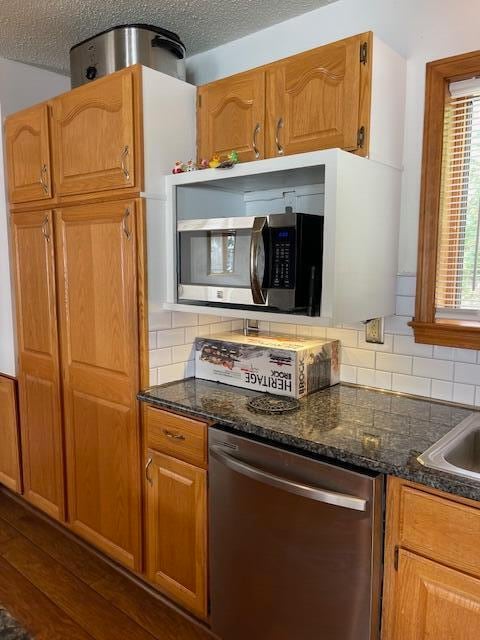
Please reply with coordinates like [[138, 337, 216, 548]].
[[271, 227, 295, 289]]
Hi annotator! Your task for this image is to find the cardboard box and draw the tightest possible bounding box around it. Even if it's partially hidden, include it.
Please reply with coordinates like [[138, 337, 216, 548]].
[[194, 332, 340, 398]]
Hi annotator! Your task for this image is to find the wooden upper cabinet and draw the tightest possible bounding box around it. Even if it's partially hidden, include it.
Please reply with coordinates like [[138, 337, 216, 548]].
[[266, 34, 368, 157], [55, 199, 141, 570], [5, 104, 52, 204], [197, 69, 266, 163], [146, 449, 208, 618], [10, 211, 65, 520], [51, 69, 137, 197], [393, 550, 480, 640], [0, 376, 21, 493]]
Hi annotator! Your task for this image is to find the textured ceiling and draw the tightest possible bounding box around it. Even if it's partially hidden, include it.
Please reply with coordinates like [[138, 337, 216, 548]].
[[0, 0, 337, 75]]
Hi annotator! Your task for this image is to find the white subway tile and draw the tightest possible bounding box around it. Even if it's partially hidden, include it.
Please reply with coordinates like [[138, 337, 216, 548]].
[[149, 348, 172, 368], [326, 327, 358, 347], [258, 321, 270, 333], [393, 335, 432, 357], [157, 361, 195, 385], [454, 362, 480, 386], [341, 347, 375, 368], [172, 311, 198, 328], [376, 352, 412, 374], [453, 383, 475, 405], [431, 380, 453, 402], [149, 368, 158, 386], [357, 332, 394, 352], [475, 387, 480, 407], [453, 348, 477, 363], [210, 321, 233, 334], [357, 368, 392, 390], [270, 322, 297, 335], [341, 321, 365, 330], [396, 275, 416, 297], [433, 346, 455, 360], [309, 326, 327, 338], [149, 311, 172, 331], [395, 296, 415, 317], [384, 315, 413, 336], [392, 374, 431, 397], [172, 343, 195, 363], [340, 365, 357, 384], [413, 357, 453, 381], [231, 319, 244, 331], [198, 313, 222, 325], [148, 331, 157, 350], [185, 325, 207, 343], [156, 328, 185, 348], [295, 325, 312, 338]]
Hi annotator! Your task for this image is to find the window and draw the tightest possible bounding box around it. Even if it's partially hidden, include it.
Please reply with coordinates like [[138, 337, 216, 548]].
[[412, 51, 480, 349]]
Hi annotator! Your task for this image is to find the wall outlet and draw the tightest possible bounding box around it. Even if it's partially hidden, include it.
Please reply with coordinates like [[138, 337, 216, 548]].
[[365, 317, 384, 344]]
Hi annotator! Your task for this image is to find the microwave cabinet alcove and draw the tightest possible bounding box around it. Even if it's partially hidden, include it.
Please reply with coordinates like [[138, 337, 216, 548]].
[[163, 149, 402, 325]]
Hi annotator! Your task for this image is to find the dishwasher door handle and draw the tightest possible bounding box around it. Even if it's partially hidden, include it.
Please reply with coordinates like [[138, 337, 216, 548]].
[[209, 445, 367, 512]]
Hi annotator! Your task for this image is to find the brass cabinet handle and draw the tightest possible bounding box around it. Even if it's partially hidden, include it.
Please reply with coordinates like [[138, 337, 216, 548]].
[[253, 122, 261, 159], [122, 207, 132, 239], [275, 117, 284, 155], [121, 145, 130, 180], [40, 164, 49, 194], [145, 457, 153, 486], [163, 429, 186, 441], [41, 216, 50, 242]]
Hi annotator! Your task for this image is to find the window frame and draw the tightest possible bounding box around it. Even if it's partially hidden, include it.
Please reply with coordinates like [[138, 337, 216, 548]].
[[411, 49, 480, 349]]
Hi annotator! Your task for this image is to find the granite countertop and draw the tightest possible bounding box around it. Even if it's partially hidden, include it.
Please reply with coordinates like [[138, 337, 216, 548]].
[[138, 379, 480, 501]]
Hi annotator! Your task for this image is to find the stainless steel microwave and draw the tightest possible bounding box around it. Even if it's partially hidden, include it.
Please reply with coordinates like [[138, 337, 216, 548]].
[[177, 211, 324, 315]]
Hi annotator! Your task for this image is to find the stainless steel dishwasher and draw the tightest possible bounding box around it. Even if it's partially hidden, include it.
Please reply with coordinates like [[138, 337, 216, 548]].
[[209, 427, 383, 640]]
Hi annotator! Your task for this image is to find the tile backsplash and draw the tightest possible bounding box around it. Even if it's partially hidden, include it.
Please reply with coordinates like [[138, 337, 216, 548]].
[[148, 275, 480, 407]]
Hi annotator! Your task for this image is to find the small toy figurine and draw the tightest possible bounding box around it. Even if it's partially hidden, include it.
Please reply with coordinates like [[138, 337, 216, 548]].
[[199, 158, 209, 169], [209, 155, 221, 168], [185, 160, 196, 172], [172, 161, 185, 174], [217, 150, 240, 169]]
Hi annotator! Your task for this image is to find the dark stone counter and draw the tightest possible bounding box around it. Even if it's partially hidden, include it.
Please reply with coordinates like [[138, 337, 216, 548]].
[[138, 378, 480, 501]]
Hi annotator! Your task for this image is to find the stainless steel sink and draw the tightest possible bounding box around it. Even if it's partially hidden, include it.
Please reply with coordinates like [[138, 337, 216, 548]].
[[418, 414, 480, 481]]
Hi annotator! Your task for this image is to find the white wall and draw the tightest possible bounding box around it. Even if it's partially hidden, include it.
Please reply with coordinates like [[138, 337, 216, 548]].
[[0, 58, 69, 377], [186, 0, 480, 275]]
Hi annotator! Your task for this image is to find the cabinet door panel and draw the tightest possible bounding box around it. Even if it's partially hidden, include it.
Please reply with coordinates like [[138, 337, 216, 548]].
[[198, 69, 265, 163], [146, 450, 207, 618], [0, 376, 21, 492], [266, 35, 364, 156], [10, 211, 64, 519], [394, 550, 480, 640], [52, 70, 136, 196], [5, 105, 52, 203], [56, 200, 141, 570]]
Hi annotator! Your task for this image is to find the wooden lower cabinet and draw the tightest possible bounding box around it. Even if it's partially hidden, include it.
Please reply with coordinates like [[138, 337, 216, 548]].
[[392, 549, 480, 639], [145, 447, 208, 619], [10, 210, 65, 520], [382, 477, 480, 639], [0, 376, 21, 492], [55, 200, 142, 570]]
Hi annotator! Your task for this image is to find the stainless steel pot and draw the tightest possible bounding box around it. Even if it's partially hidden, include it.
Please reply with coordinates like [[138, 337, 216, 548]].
[[70, 24, 186, 88]]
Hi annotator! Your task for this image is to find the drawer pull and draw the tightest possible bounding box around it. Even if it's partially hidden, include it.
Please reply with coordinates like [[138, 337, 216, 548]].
[[121, 145, 130, 180], [145, 457, 153, 485], [275, 117, 284, 155], [40, 164, 49, 194], [163, 429, 186, 441]]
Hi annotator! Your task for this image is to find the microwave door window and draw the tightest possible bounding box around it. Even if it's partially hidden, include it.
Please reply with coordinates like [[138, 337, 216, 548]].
[[179, 229, 252, 288]]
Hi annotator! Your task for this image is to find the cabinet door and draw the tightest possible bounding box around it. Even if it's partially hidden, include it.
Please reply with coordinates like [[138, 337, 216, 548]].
[[197, 69, 265, 163], [0, 376, 21, 493], [51, 69, 136, 196], [266, 34, 367, 157], [55, 200, 141, 570], [10, 211, 65, 519], [146, 450, 207, 618], [5, 105, 52, 204], [393, 549, 480, 639]]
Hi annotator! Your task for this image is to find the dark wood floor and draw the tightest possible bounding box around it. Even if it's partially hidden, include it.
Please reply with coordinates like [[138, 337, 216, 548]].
[[0, 489, 213, 640]]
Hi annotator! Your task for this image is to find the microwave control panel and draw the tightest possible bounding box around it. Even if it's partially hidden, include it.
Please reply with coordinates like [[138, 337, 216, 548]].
[[271, 227, 295, 289]]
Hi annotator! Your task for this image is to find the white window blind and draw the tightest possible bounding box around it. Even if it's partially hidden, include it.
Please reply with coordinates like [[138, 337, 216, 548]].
[[435, 77, 480, 315]]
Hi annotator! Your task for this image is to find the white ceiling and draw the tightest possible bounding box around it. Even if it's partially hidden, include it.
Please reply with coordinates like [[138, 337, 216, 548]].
[[0, 0, 337, 75]]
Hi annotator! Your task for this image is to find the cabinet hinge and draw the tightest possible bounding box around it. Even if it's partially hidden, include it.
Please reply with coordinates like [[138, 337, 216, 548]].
[[357, 126, 366, 149], [394, 546, 399, 571], [197, 94, 202, 108], [360, 41, 368, 65]]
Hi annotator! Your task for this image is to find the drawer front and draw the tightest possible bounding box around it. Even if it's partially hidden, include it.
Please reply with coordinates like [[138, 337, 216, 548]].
[[146, 406, 207, 467], [399, 486, 480, 577]]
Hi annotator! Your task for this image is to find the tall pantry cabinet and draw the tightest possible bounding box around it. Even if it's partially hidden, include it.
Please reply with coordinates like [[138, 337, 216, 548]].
[[5, 65, 196, 570]]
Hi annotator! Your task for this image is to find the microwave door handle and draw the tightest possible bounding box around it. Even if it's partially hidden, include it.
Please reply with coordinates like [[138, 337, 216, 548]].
[[209, 446, 367, 512], [250, 216, 267, 305]]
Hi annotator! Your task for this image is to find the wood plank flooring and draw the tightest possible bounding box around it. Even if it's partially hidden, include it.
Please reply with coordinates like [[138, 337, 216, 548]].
[[0, 489, 213, 640]]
